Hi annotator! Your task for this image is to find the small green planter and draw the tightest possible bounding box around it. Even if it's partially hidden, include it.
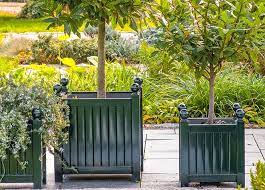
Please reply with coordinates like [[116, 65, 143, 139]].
[[54, 78, 143, 182], [0, 109, 45, 189], [178, 103, 245, 187]]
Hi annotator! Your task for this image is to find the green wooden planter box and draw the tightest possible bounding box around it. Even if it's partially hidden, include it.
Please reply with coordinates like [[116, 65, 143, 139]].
[[178, 104, 245, 187], [0, 109, 45, 189], [54, 78, 143, 182]]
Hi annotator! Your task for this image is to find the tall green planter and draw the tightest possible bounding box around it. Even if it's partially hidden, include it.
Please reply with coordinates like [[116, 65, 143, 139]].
[[178, 103, 245, 187], [0, 109, 45, 189], [54, 78, 143, 182]]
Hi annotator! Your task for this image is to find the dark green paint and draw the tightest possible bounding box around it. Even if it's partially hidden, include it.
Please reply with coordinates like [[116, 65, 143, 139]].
[[0, 109, 44, 189], [179, 105, 245, 187], [54, 79, 143, 182]]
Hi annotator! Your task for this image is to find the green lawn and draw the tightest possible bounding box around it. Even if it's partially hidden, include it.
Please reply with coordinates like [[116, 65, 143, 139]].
[[0, 12, 63, 33]]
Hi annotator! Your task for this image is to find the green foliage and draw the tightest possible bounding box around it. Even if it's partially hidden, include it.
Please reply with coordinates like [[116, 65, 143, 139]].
[[19, 0, 47, 18], [67, 62, 138, 92], [153, 0, 265, 77], [1, 60, 138, 93], [0, 56, 19, 74], [31, 35, 97, 64], [143, 69, 265, 125], [0, 34, 4, 46], [0, 77, 69, 169], [150, 0, 265, 122], [46, 0, 153, 35], [30, 34, 138, 65], [0, 12, 63, 33], [139, 46, 265, 125], [250, 161, 265, 190]]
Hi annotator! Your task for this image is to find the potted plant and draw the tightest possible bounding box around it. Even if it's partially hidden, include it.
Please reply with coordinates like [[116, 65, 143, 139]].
[[178, 103, 245, 187], [45, 0, 152, 182], [0, 77, 69, 188], [54, 78, 143, 182], [150, 0, 264, 187]]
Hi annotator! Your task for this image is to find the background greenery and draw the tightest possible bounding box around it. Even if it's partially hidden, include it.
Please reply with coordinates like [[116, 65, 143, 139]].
[[0, 1, 264, 127]]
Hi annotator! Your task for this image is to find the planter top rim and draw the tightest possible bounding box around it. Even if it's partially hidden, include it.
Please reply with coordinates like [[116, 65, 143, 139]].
[[69, 91, 132, 93], [64, 98, 133, 100]]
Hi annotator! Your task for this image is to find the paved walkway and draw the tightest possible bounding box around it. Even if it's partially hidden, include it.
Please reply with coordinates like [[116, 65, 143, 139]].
[[2, 128, 265, 189]]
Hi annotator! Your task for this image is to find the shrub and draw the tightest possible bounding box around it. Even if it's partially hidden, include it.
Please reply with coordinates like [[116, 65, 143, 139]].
[[250, 161, 265, 190], [19, 0, 47, 18], [30, 34, 139, 65], [31, 35, 59, 64], [106, 37, 139, 64], [85, 25, 140, 63], [31, 35, 98, 65], [0, 77, 69, 169], [60, 39, 97, 64], [0, 56, 19, 74]]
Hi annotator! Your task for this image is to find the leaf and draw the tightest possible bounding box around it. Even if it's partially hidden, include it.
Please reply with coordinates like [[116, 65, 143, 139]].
[[59, 58, 76, 67]]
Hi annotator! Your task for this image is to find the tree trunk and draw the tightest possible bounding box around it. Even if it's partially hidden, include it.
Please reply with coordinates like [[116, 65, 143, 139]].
[[207, 64, 216, 124], [97, 19, 106, 98]]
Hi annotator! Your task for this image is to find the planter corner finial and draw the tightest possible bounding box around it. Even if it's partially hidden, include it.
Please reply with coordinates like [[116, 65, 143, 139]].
[[236, 109, 245, 120], [131, 83, 140, 93], [60, 78, 69, 94], [233, 103, 241, 112], [134, 77, 143, 87], [178, 103, 187, 112], [32, 108, 42, 120], [180, 109, 189, 120], [54, 84, 62, 95]]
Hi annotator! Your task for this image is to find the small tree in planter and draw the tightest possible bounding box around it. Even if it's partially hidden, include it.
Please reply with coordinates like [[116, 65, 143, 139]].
[[46, 0, 153, 98], [151, 0, 264, 187], [44, 0, 152, 182], [152, 0, 264, 123]]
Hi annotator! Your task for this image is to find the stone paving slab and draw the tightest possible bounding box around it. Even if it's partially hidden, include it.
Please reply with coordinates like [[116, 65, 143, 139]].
[[143, 158, 179, 174], [145, 150, 179, 159], [142, 174, 179, 182], [245, 152, 264, 166], [145, 140, 179, 152]]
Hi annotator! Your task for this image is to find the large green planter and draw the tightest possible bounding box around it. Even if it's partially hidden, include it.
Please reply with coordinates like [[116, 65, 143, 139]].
[[54, 78, 143, 182], [0, 109, 45, 189], [178, 104, 245, 187]]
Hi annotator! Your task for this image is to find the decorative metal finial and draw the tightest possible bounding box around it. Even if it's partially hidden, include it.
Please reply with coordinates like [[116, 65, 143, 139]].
[[178, 103, 187, 112], [54, 84, 62, 95], [60, 78, 69, 87], [233, 103, 241, 112], [131, 83, 140, 93], [32, 108, 42, 119], [180, 109, 189, 120], [134, 77, 143, 86], [60, 78, 69, 94], [236, 109, 245, 120]]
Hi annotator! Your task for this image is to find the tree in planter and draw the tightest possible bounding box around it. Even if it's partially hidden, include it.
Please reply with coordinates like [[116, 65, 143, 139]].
[[46, 0, 153, 98], [151, 0, 264, 123]]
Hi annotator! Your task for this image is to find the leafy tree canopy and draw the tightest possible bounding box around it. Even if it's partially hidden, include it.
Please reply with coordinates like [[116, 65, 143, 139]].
[[151, 0, 265, 79], [46, 0, 154, 36]]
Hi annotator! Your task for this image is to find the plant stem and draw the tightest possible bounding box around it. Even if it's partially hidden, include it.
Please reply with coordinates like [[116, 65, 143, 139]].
[[208, 64, 216, 124], [97, 19, 106, 98]]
